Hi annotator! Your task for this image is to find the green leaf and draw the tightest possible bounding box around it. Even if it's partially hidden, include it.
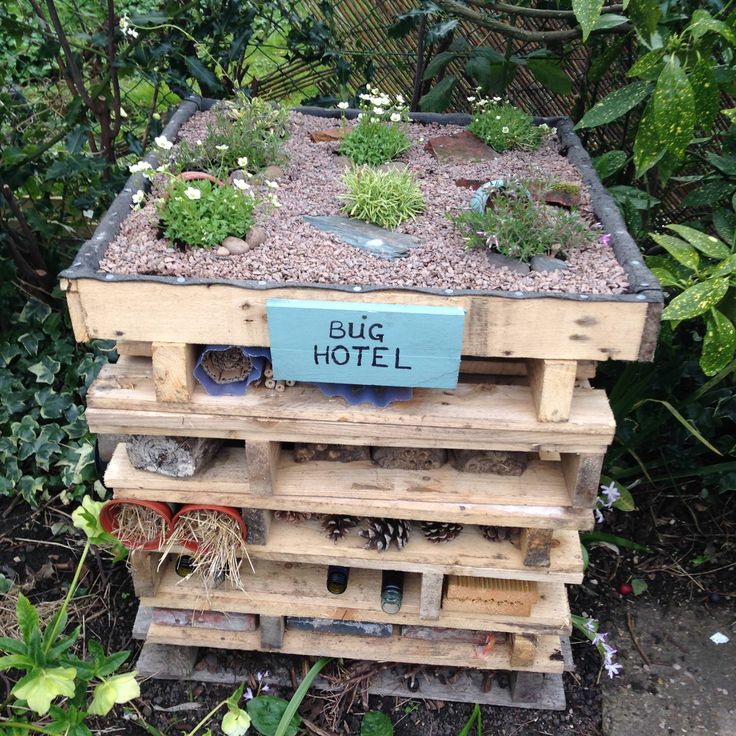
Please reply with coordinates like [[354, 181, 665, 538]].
[[576, 81, 651, 129], [185, 56, 221, 92], [422, 51, 458, 81], [247, 696, 300, 736], [682, 180, 736, 207], [593, 150, 627, 180], [701, 309, 736, 375], [28, 356, 61, 384], [527, 59, 572, 95], [631, 578, 648, 595], [580, 531, 651, 552], [652, 56, 695, 164], [17, 594, 39, 644], [419, 75, 457, 112], [600, 476, 637, 511], [687, 9, 736, 45], [361, 711, 394, 736], [650, 233, 699, 271], [691, 61, 720, 132], [662, 278, 729, 320], [666, 225, 730, 260], [713, 208, 736, 247], [592, 13, 628, 30], [709, 254, 736, 278], [648, 266, 682, 287], [627, 0, 660, 37], [274, 656, 330, 736], [627, 48, 666, 79], [588, 36, 628, 83], [706, 152, 736, 177], [633, 98, 666, 177], [573, 0, 605, 41]]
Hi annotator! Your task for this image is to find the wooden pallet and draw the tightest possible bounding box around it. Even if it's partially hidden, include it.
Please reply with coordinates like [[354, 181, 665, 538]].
[[133, 557, 572, 636], [133, 640, 568, 709], [106, 444, 597, 527]]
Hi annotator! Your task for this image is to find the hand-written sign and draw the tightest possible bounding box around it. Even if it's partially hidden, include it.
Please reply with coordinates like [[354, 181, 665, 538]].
[[266, 299, 465, 389]]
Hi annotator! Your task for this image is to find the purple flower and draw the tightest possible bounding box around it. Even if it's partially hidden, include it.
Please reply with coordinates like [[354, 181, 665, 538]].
[[600, 233, 612, 247], [600, 481, 621, 506], [585, 618, 597, 632], [595, 508, 604, 524], [605, 661, 623, 678], [592, 632, 608, 646], [244, 687, 254, 701]]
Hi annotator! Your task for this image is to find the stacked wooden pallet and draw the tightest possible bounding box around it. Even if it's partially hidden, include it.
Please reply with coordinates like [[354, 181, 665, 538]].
[[83, 345, 618, 708]]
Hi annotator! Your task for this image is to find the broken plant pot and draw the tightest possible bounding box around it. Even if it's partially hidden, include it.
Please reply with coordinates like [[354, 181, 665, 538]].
[[170, 504, 248, 553], [100, 499, 173, 551]]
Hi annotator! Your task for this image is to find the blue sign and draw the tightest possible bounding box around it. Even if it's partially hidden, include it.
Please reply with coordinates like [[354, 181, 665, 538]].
[[266, 299, 465, 389]]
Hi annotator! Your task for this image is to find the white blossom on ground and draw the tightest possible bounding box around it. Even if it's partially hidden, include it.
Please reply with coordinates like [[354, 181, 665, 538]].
[[154, 135, 173, 150], [390, 112, 401, 122], [83, 209, 94, 219], [131, 190, 145, 206], [233, 179, 250, 191], [215, 144, 229, 151], [337, 101, 349, 110], [184, 187, 201, 200], [237, 156, 249, 168]]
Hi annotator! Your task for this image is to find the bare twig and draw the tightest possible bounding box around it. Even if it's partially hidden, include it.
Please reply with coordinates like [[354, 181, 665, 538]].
[[626, 612, 651, 666]]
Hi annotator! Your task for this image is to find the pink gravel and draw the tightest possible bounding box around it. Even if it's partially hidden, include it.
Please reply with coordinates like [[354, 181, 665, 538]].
[[99, 110, 629, 295]]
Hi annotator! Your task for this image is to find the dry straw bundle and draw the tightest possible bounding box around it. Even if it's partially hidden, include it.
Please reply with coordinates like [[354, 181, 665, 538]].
[[114, 504, 168, 550], [164, 508, 253, 592]]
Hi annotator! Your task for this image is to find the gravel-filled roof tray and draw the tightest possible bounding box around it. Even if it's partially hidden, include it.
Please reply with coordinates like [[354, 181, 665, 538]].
[[60, 97, 662, 362]]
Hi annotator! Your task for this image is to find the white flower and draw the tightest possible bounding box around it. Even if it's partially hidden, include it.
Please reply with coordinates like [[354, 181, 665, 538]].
[[467, 96, 476, 102], [591, 632, 608, 646], [184, 187, 201, 200], [478, 99, 489, 106], [152, 112, 161, 121], [604, 661, 623, 679], [237, 156, 249, 168], [372, 107, 384, 116], [594, 508, 604, 524], [129, 161, 152, 174], [502, 126, 510, 134], [215, 144, 229, 151], [585, 618, 596, 632], [337, 101, 349, 110], [396, 94, 404, 103], [119, 107, 128, 119], [154, 135, 173, 150], [357, 113, 364, 120], [233, 179, 250, 191], [131, 190, 145, 205], [493, 96, 502, 102], [265, 180, 279, 190], [268, 195, 282, 208], [119, 16, 139, 39], [390, 112, 401, 123], [359, 93, 372, 101], [83, 209, 94, 219], [196, 139, 202, 146], [244, 687, 254, 701], [600, 481, 621, 506], [370, 117, 379, 124], [495, 115, 501, 120]]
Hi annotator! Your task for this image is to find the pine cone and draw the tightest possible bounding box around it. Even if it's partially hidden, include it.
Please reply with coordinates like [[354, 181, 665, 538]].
[[480, 525, 521, 546], [360, 518, 411, 552], [421, 520, 463, 543], [274, 510, 314, 524], [322, 514, 359, 542]]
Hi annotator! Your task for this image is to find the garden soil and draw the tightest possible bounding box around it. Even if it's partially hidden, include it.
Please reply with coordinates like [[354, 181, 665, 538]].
[[99, 110, 629, 295]]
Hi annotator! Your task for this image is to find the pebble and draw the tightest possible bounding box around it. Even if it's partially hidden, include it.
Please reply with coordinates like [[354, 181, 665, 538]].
[[246, 226, 267, 248], [216, 246, 230, 257], [262, 165, 284, 181], [486, 252, 530, 275], [531, 255, 568, 272], [222, 236, 251, 255], [228, 169, 246, 185]]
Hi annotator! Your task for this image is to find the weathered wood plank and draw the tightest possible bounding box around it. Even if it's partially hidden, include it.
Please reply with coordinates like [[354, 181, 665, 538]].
[[62, 279, 654, 361], [418, 573, 443, 621], [520, 529, 554, 568], [510, 633, 539, 668], [151, 342, 197, 403], [527, 359, 578, 422], [561, 453, 605, 508], [245, 441, 281, 496]]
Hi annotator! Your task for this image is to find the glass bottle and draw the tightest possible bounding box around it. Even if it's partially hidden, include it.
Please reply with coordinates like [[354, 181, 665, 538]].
[[381, 570, 404, 614], [326, 565, 350, 594]]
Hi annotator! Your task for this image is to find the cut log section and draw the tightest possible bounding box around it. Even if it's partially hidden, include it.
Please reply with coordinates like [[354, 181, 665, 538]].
[[449, 449, 529, 476], [371, 446, 447, 470], [293, 443, 371, 463], [521, 528, 555, 568], [126, 435, 222, 478]]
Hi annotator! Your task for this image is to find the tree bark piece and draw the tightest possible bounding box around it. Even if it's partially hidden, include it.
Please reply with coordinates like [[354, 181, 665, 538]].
[[520, 528, 554, 567], [127, 435, 222, 477], [240, 508, 271, 545], [293, 443, 370, 463], [371, 446, 447, 470], [449, 449, 529, 475]]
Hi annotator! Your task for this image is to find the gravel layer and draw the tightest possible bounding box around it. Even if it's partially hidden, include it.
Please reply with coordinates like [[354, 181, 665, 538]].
[[99, 110, 629, 295]]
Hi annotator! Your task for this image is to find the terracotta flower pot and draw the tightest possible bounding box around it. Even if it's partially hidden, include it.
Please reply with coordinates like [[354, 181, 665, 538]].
[[178, 171, 225, 186], [100, 499, 173, 551], [171, 504, 248, 552]]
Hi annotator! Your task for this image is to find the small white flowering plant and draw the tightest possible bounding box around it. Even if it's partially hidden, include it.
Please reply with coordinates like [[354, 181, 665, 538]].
[[339, 86, 412, 166], [159, 177, 257, 249], [571, 615, 623, 679], [467, 93, 554, 152]]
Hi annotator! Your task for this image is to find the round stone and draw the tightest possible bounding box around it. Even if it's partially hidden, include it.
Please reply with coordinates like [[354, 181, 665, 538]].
[[222, 236, 251, 255], [246, 226, 267, 248], [216, 246, 230, 256], [262, 165, 284, 181]]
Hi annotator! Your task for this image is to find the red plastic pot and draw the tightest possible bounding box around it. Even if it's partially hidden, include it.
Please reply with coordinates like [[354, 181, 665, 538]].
[[100, 499, 173, 551], [171, 504, 248, 552]]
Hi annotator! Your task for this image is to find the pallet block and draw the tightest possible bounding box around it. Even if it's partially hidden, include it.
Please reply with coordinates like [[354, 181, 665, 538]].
[[151, 343, 197, 403], [444, 577, 540, 616]]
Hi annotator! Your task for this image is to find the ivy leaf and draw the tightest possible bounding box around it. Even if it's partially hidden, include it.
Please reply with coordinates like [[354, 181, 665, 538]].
[[573, 0, 605, 41], [593, 150, 627, 180], [575, 81, 651, 129], [361, 711, 394, 736], [666, 224, 730, 260], [652, 56, 695, 164], [661, 278, 729, 320], [28, 356, 61, 384], [702, 309, 736, 375], [633, 98, 666, 177], [691, 61, 720, 132], [422, 51, 459, 81], [419, 75, 457, 112], [650, 233, 699, 271]]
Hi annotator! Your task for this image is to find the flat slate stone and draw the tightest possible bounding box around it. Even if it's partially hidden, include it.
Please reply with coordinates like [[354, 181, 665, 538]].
[[425, 130, 498, 164], [486, 252, 530, 275], [309, 128, 347, 143], [304, 215, 420, 259], [531, 255, 568, 272], [286, 616, 393, 637]]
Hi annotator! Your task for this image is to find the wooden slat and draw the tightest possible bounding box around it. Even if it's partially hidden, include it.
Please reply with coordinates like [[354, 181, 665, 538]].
[[418, 572, 443, 621], [157, 518, 584, 583], [460, 358, 596, 380], [526, 359, 578, 422], [151, 343, 196, 403], [145, 622, 567, 673], [117, 341, 153, 357], [520, 529, 554, 568], [561, 453, 605, 508], [61, 278, 655, 361], [245, 441, 281, 496], [105, 445, 595, 530], [511, 633, 538, 668], [87, 361, 615, 454]]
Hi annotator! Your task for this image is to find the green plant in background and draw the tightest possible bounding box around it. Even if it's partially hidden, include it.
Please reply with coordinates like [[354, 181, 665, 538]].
[[339, 87, 411, 166], [452, 180, 593, 261], [0, 299, 110, 506], [648, 224, 736, 375], [0, 500, 134, 733], [176, 97, 290, 177], [341, 166, 425, 229], [467, 96, 553, 152], [159, 179, 257, 249]]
